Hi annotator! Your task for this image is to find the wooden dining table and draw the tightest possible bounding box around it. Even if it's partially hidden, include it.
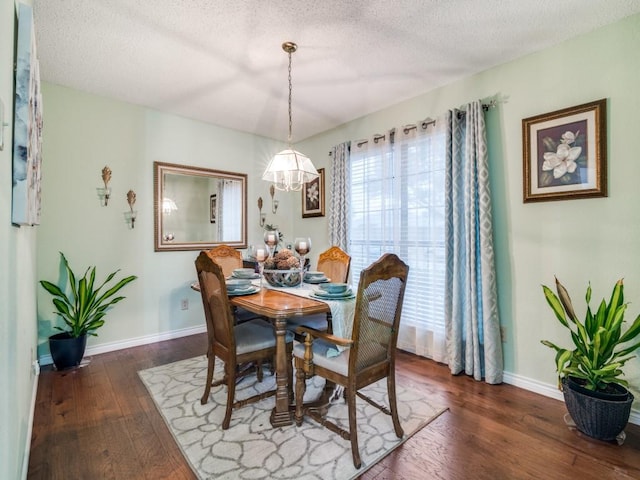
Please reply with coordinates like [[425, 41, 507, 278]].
[[230, 288, 330, 427]]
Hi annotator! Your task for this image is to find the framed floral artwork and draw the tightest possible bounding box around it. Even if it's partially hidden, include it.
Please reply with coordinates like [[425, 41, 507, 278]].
[[522, 99, 607, 203], [210, 194, 217, 223], [302, 168, 325, 218]]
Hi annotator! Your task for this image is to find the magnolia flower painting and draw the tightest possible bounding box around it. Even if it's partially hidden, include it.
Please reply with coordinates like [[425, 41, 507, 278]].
[[537, 121, 587, 187], [523, 99, 606, 203], [542, 131, 582, 180], [302, 168, 325, 218]]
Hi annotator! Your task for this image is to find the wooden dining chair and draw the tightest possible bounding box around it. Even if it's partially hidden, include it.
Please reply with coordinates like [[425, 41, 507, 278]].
[[205, 244, 243, 276], [205, 244, 261, 323], [287, 246, 351, 335], [293, 253, 409, 468], [195, 252, 293, 429], [317, 246, 351, 285]]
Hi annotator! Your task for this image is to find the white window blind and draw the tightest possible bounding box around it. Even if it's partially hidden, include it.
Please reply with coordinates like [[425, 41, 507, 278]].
[[349, 124, 447, 362]]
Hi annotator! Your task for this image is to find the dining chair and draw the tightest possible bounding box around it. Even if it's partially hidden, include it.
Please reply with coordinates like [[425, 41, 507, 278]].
[[317, 245, 351, 285], [293, 253, 409, 468], [287, 246, 351, 335], [205, 244, 261, 323], [195, 251, 293, 429], [205, 244, 243, 276]]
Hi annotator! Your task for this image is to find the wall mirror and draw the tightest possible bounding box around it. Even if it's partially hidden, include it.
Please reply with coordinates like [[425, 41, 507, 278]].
[[154, 162, 247, 251]]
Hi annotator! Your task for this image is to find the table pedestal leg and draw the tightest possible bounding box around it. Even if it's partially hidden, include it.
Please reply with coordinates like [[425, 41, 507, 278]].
[[270, 316, 294, 427]]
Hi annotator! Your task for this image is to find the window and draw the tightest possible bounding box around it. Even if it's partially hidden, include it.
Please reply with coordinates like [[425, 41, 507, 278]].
[[349, 125, 447, 361]]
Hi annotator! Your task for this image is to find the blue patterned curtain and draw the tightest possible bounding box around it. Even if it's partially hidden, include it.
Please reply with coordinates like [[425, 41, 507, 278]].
[[444, 101, 503, 384], [328, 141, 351, 250]]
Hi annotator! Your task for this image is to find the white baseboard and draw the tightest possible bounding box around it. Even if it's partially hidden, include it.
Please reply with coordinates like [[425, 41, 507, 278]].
[[22, 361, 39, 480], [502, 370, 640, 426], [39, 325, 207, 366]]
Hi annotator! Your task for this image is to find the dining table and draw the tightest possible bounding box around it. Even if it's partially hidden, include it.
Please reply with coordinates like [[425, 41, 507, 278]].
[[231, 288, 321, 426], [191, 275, 357, 427]]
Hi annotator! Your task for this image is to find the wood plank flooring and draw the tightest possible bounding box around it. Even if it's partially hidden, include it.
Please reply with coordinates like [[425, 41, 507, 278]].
[[28, 334, 640, 479]]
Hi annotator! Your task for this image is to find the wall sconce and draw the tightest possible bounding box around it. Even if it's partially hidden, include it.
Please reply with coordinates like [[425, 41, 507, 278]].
[[270, 184, 279, 214], [126, 189, 137, 228], [97, 166, 112, 206], [257, 197, 266, 227]]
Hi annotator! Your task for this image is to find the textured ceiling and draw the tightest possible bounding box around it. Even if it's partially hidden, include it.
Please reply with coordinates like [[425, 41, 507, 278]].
[[33, 0, 640, 142]]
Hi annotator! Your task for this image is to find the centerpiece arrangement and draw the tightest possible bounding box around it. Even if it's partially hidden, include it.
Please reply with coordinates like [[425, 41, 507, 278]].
[[263, 248, 303, 287]]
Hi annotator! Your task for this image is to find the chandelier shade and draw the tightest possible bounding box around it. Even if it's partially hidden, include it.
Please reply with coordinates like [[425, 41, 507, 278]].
[[262, 41, 318, 192], [262, 148, 317, 192], [162, 197, 178, 214]]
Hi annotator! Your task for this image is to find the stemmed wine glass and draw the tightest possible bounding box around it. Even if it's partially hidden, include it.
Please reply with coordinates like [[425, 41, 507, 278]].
[[264, 230, 279, 258], [251, 244, 268, 289], [294, 237, 311, 287]]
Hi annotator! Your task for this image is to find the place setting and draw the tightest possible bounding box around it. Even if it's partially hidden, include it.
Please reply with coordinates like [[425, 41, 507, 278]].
[[309, 282, 355, 301], [229, 267, 260, 280], [304, 270, 330, 284], [225, 277, 260, 296]]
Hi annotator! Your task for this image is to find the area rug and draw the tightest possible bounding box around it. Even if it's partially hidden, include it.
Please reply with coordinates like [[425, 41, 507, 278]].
[[139, 356, 447, 480]]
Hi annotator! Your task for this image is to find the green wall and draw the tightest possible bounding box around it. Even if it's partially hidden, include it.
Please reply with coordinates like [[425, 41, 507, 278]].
[[1, 1, 40, 478], [299, 13, 640, 411], [36, 84, 291, 358], [7, 10, 639, 476]]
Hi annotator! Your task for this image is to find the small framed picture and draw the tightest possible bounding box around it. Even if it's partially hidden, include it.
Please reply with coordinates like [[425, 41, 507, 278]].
[[522, 99, 607, 203], [302, 168, 325, 218], [210, 194, 217, 223]]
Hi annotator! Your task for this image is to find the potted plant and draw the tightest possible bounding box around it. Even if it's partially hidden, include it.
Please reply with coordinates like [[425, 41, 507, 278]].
[[40, 252, 137, 370], [541, 277, 640, 441]]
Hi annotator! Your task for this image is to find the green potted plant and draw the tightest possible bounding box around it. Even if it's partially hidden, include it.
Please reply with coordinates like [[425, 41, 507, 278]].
[[541, 277, 640, 441], [40, 252, 137, 370]]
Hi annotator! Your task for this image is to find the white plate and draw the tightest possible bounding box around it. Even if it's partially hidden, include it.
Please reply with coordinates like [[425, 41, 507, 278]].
[[231, 272, 260, 279], [227, 285, 254, 293], [305, 277, 330, 284], [310, 291, 355, 301], [228, 286, 260, 296]]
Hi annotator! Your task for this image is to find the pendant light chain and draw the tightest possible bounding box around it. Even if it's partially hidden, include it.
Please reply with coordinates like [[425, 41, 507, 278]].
[[287, 49, 293, 144], [261, 41, 318, 192]]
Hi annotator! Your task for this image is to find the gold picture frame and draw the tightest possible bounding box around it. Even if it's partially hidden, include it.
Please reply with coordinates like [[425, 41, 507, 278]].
[[522, 99, 607, 203], [302, 168, 325, 218]]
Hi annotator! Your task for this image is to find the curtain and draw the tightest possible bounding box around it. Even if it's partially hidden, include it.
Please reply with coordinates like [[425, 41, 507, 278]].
[[349, 124, 447, 363], [221, 179, 241, 241], [444, 100, 503, 384], [328, 141, 351, 250]]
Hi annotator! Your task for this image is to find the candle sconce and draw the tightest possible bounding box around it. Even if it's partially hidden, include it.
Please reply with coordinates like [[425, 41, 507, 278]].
[[97, 166, 112, 206], [270, 184, 279, 214], [125, 189, 137, 229], [257, 197, 266, 227]]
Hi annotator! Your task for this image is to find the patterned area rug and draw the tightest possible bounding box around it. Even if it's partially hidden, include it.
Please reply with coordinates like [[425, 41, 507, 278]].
[[139, 356, 446, 480]]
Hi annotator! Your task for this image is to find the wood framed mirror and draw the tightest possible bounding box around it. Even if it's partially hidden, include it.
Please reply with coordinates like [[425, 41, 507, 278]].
[[154, 162, 247, 251]]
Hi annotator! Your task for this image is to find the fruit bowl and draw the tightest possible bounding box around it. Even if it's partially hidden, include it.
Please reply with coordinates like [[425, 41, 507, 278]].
[[263, 269, 302, 287]]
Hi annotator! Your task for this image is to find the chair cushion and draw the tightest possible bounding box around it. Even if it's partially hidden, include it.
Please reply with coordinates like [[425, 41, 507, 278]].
[[234, 307, 263, 323], [286, 313, 328, 332], [293, 339, 349, 376], [235, 319, 293, 355]]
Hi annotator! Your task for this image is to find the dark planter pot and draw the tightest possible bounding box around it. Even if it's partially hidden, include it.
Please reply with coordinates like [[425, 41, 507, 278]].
[[49, 332, 87, 370], [562, 377, 634, 441], [566, 376, 630, 401]]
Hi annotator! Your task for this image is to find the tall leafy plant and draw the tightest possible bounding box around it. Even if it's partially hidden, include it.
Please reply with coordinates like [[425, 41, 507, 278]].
[[541, 277, 640, 392], [40, 252, 137, 338]]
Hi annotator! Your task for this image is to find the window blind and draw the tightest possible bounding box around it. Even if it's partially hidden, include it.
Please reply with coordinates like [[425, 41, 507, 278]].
[[349, 126, 446, 360]]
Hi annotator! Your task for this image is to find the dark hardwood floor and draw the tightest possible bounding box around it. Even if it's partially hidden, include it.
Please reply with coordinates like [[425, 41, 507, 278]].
[[28, 334, 640, 479]]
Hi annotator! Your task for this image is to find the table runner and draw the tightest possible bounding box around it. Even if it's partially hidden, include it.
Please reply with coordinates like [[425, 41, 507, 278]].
[[255, 280, 356, 343]]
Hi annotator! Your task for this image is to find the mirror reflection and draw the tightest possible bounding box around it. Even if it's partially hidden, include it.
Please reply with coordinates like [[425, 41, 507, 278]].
[[154, 162, 247, 251]]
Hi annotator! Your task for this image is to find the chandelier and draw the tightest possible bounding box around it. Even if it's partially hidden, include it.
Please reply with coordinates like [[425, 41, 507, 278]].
[[262, 41, 318, 192]]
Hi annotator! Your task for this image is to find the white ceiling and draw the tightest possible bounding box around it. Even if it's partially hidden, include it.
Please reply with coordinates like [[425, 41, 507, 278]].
[[33, 0, 640, 142]]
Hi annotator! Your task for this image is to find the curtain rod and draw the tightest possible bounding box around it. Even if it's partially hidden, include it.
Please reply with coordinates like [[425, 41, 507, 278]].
[[329, 99, 497, 154]]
